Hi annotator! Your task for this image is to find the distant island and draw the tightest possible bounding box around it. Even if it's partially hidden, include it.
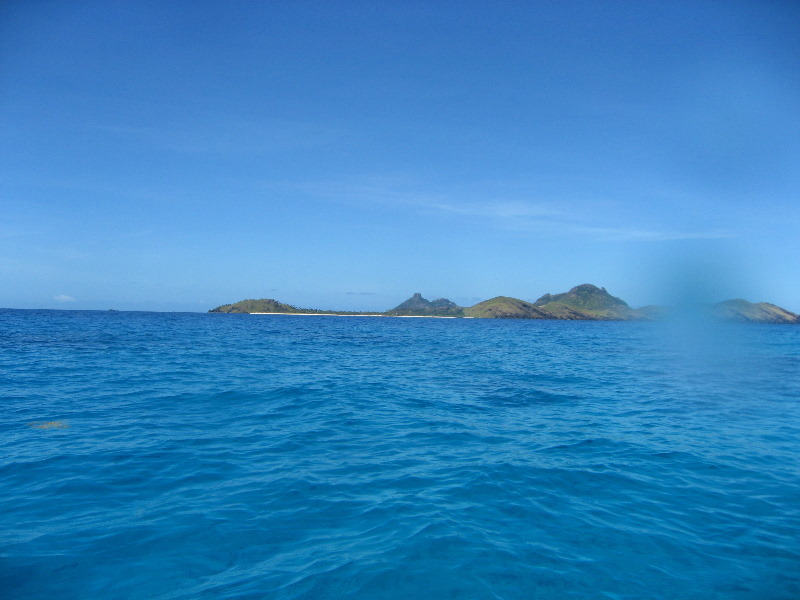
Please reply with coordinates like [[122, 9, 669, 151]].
[[207, 298, 383, 316], [210, 284, 800, 324]]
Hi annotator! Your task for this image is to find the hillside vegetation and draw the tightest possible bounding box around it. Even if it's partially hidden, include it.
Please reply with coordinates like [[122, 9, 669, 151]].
[[210, 299, 303, 314], [463, 297, 554, 319], [209, 299, 380, 316], [712, 299, 800, 324], [210, 284, 799, 324], [385, 293, 464, 317], [533, 284, 647, 320]]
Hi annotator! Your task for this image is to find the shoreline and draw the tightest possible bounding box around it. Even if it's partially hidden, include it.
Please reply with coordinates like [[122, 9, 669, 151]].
[[249, 312, 473, 318]]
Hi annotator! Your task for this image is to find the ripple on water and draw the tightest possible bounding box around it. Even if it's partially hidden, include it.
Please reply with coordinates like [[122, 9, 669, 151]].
[[1, 312, 799, 599]]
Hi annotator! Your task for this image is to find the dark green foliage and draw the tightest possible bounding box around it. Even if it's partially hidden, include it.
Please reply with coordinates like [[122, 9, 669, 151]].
[[386, 293, 465, 317], [532, 284, 645, 320], [534, 284, 628, 310], [209, 299, 301, 313], [209, 286, 799, 323], [463, 297, 554, 319], [209, 299, 381, 316]]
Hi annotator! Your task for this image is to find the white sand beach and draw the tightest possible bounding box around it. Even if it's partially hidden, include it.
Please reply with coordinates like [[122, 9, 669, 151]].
[[249, 313, 473, 318]]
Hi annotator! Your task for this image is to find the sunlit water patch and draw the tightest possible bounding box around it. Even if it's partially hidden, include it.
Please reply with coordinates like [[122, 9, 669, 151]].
[[1, 309, 798, 599]]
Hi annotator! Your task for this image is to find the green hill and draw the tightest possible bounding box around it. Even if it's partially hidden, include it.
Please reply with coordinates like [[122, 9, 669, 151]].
[[534, 283, 627, 310], [463, 287, 642, 320], [463, 296, 559, 319], [210, 298, 304, 313], [208, 286, 799, 324], [386, 293, 464, 317], [712, 299, 800, 324], [209, 298, 380, 315], [533, 284, 647, 320]]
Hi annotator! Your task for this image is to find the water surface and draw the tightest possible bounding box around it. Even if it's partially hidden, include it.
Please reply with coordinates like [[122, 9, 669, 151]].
[[1, 310, 798, 599]]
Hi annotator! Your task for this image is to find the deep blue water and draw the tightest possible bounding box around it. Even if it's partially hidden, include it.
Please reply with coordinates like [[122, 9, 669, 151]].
[[1, 309, 799, 600]]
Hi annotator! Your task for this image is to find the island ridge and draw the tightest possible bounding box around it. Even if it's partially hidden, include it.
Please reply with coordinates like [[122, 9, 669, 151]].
[[210, 284, 800, 324]]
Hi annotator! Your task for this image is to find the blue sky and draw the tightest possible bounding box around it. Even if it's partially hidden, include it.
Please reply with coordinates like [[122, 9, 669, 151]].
[[2, 1, 799, 312]]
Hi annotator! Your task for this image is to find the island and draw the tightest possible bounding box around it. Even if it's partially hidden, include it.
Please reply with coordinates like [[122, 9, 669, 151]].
[[210, 284, 800, 324], [208, 298, 382, 316]]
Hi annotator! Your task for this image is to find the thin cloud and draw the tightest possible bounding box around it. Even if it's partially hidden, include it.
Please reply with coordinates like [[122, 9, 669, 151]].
[[580, 226, 734, 242], [382, 192, 727, 243], [260, 179, 735, 243], [54, 294, 76, 302], [346, 292, 377, 296], [430, 201, 733, 242]]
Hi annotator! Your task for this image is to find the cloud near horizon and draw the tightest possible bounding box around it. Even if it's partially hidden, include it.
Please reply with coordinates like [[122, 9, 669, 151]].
[[285, 180, 733, 244], [430, 201, 733, 242], [54, 294, 76, 302]]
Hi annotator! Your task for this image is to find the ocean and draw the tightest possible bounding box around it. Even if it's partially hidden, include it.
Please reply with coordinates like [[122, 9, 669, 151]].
[[1, 309, 798, 599]]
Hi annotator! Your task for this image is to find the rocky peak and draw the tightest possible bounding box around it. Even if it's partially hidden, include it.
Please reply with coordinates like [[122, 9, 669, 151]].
[[534, 283, 628, 310]]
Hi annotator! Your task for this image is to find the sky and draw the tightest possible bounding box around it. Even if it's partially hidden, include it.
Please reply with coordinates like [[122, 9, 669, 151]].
[[2, 1, 799, 312]]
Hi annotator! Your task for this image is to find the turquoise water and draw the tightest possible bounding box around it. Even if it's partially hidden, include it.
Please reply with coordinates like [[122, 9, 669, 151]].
[[1, 309, 798, 599]]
